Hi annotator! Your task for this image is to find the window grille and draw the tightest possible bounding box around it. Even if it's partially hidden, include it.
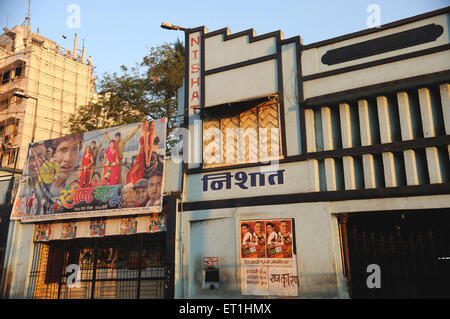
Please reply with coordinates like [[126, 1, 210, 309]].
[[27, 232, 168, 299], [203, 98, 282, 168]]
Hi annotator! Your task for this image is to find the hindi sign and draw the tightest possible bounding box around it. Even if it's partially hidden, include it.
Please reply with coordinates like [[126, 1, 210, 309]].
[[11, 119, 167, 221], [240, 219, 299, 296]]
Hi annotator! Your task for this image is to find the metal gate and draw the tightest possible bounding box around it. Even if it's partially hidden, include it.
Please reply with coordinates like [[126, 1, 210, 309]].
[[27, 232, 170, 299], [338, 209, 450, 298]]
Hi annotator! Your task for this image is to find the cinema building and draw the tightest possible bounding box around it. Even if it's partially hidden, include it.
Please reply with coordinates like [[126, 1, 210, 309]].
[[2, 7, 450, 299], [178, 7, 450, 299]]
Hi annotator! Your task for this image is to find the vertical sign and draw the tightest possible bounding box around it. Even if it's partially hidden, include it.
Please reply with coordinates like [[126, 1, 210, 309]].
[[189, 31, 201, 114], [187, 30, 203, 165]]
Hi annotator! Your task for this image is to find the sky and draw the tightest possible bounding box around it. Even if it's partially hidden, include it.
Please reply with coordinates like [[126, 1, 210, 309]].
[[0, 0, 448, 79]]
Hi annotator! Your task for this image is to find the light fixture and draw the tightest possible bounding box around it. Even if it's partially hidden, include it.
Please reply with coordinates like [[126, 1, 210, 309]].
[[160, 22, 188, 32]]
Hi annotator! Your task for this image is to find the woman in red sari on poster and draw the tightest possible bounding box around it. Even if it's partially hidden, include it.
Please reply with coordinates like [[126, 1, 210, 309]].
[[103, 140, 120, 185], [126, 121, 159, 184], [79, 145, 94, 188]]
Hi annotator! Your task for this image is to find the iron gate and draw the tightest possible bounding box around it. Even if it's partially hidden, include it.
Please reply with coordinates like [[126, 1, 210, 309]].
[[338, 209, 450, 298], [27, 232, 170, 299]]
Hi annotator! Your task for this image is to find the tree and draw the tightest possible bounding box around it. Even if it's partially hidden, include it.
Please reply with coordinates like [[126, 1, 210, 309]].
[[67, 39, 185, 136]]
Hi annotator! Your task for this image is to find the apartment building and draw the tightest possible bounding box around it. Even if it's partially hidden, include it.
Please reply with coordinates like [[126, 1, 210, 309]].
[[0, 24, 95, 291]]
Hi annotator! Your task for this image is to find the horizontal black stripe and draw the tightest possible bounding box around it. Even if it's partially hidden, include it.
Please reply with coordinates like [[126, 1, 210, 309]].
[[303, 70, 450, 106], [303, 7, 450, 49], [204, 53, 278, 75], [182, 183, 450, 211], [303, 44, 450, 81], [321, 24, 443, 66]]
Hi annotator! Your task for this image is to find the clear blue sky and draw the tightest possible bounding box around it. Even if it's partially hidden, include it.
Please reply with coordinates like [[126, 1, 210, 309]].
[[1, 0, 448, 79]]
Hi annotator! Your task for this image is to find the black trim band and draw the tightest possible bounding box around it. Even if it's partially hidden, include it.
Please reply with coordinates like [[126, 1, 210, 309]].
[[182, 183, 450, 211], [204, 53, 278, 75], [303, 44, 450, 81], [303, 70, 450, 106], [321, 24, 444, 66], [303, 6, 449, 49]]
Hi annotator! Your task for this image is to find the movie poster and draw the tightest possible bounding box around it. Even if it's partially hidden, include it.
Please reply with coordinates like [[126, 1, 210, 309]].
[[119, 217, 137, 235], [240, 219, 299, 296], [10, 119, 167, 221], [148, 212, 166, 233], [61, 222, 77, 239], [34, 224, 51, 242], [89, 219, 105, 237]]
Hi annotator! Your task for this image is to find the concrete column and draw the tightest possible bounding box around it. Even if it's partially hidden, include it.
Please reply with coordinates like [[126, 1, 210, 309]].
[[439, 83, 450, 156], [304, 109, 316, 153], [377, 96, 392, 144], [418, 88, 442, 183], [397, 92, 414, 141], [308, 159, 320, 192], [339, 103, 352, 148], [426, 147, 443, 184], [324, 158, 337, 191], [362, 154, 377, 188], [321, 107, 337, 191], [321, 107, 334, 151], [377, 96, 397, 187], [339, 103, 355, 190], [397, 92, 419, 185], [403, 149, 419, 185], [382, 152, 397, 187], [358, 99, 377, 188], [358, 99, 372, 146], [342, 155, 356, 190], [304, 109, 320, 191], [418, 88, 435, 138]]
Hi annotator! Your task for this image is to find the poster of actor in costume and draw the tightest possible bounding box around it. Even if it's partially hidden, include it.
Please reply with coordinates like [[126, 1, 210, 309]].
[[240, 221, 266, 258], [266, 219, 293, 258], [10, 119, 167, 221]]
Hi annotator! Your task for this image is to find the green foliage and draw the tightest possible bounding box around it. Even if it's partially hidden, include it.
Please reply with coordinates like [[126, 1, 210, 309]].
[[67, 39, 185, 136]]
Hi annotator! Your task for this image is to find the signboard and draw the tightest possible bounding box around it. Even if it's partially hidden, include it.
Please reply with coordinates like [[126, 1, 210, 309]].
[[11, 119, 167, 222], [240, 219, 299, 296], [204, 257, 219, 267]]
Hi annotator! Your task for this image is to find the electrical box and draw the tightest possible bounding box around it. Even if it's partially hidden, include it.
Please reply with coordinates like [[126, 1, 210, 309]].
[[202, 267, 220, 289]]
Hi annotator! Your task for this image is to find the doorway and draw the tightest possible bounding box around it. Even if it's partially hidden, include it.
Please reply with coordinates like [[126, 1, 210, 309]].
[[338, 209, 450, 298], [27, 232, 170, 299]]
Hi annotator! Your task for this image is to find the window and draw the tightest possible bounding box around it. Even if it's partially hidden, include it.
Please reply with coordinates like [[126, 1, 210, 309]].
[[203, 97, 282, 168], [7, 148, 17, 165], [15, 66, 23, 78], [1, 148, 18, 167], [0, 98, 9, 111], [1, 70, 11, 85]]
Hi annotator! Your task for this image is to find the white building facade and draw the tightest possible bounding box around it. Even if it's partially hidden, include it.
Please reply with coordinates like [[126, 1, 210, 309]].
[[177, 7, 450, 298]]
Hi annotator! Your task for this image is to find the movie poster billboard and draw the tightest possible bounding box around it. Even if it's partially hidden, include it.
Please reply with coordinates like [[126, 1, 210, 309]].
[[11, 119, 167, 221], [240, 219, 299, 296]]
